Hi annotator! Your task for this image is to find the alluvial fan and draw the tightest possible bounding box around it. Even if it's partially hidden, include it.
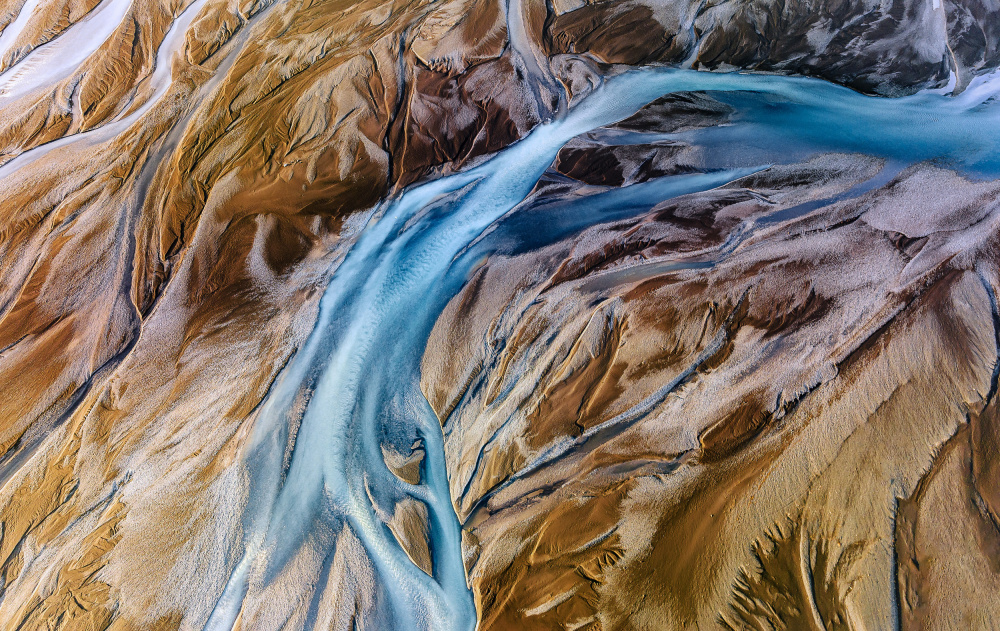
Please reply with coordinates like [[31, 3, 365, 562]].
[[0, 0, 999, 629]]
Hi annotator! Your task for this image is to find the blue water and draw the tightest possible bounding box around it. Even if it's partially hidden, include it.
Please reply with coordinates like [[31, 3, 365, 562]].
[[639, 69, 1000, 176], [204, 67, 1000, 630]]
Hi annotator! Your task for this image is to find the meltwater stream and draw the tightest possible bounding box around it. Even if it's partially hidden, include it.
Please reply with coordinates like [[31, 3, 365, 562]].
[[205, 68, 1000, 630]]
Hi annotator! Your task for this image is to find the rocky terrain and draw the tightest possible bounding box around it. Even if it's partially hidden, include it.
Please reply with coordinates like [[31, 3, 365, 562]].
[[0, 0, 998, 629]]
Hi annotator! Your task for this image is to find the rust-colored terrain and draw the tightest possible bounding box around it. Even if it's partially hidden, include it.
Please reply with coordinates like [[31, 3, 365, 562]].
[[0, 0, 999, 628]]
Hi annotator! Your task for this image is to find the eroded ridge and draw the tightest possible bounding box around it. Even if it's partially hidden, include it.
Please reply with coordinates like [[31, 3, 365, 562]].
[[0, 0, 999, 629]]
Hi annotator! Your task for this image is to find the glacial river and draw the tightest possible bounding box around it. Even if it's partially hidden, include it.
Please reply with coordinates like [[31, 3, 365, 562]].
[[200, 66, 1000, 630]]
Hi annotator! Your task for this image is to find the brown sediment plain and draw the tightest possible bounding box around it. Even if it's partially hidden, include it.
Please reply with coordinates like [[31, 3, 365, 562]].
[[425, 154, 1000, 629], [0, 0, 998, 628]]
